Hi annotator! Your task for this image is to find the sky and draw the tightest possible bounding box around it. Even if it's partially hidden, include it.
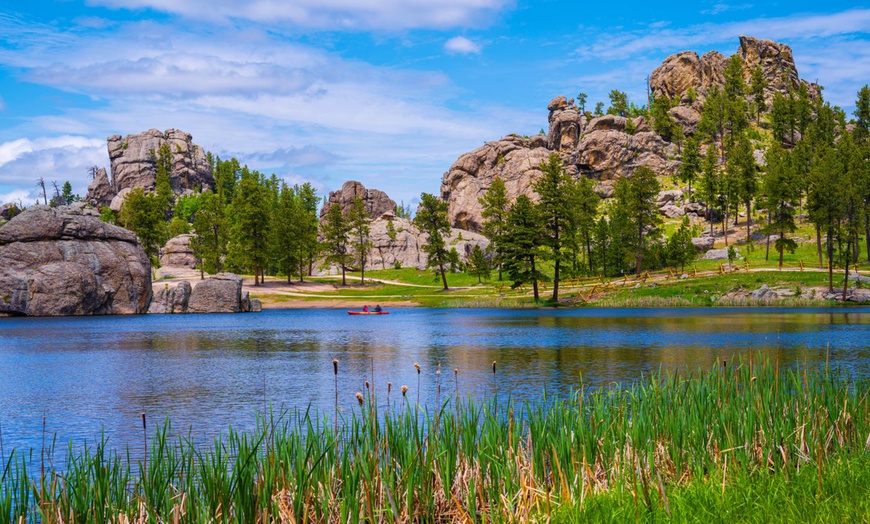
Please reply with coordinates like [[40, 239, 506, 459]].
[[0, 0, 869, 208]]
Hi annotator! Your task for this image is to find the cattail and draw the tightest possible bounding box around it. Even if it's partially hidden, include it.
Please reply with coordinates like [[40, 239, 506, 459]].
[[388, 382, 392, 394], [365, 380, 370, 390], [401, 385, 408, 396], [414, 364, 421, 406], [414, 363, 421, 374], [332, 359, 338, 375], [492, 361, 497, 374], [356, 392, 364, 406], [437, 362, 441, 375]]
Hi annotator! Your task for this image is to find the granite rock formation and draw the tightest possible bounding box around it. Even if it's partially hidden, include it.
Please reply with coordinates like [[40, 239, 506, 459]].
[[320, 181, 397, 220], [148, 280, 191, 314], [85, 129, 214, 209], [186, 273, 258, 313], [0, 206, 151, 316], [159, 234, 197, 269]]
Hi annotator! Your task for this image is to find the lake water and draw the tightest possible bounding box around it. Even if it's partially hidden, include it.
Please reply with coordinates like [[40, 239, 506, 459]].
[[2, 307, 870, 456]]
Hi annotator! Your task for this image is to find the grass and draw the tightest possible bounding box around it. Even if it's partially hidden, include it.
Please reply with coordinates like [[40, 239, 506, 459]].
[[3, 359, 870, 522]]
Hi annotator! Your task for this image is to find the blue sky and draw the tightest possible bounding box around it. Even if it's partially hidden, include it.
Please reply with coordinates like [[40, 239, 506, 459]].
[[0, 0, 868, 208]]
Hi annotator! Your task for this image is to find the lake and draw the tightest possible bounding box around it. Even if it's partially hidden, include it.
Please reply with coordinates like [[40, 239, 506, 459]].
[[2, 307, 870, 456]]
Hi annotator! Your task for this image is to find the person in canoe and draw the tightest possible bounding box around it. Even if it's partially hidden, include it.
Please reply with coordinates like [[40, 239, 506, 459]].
[[374, 304, 382, 312], [363, 305, 369, 312]]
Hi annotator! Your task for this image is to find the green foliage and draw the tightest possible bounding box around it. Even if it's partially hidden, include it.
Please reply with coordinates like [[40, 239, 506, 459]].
[[750, 65, 768, 122], [386, 217, 397, 243], [650, 95, 677, 141], [172, 193, 203, 223], [467, 244, 491, 283], [761, 143, 801, 268], [576, 92, 587, 112], [118, 188, 168, 264], [167, 215, 191, 238], [666, 217, 697, 272], [501, 195, 547, 300], [593, 101, 604, 115], [191, 191, 228, 275], [678, 135, 702, 194], [414, 193, 453, 290], [348, 196, 372, 284], [479, 177, 509, 279], [854, 84, 870, 140], [533, 153, 573, 301], [612, 165, 662, 273], [606, 90, 628, 117], [321, 202, 351, 286], [685, 86, 698, 103], [565, 175, 600, 276], [60, 181, 80, 205], [227, 169, 271, 284], [99, 206, 116, 225]]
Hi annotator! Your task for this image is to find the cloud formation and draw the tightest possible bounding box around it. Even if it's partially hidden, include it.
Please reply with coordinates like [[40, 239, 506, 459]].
[[87, 0, 512, 30], [444, 36, 482, 55]]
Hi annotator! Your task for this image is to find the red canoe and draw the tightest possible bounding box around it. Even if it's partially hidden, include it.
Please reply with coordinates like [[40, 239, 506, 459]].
[[347, 311, 390, 315]]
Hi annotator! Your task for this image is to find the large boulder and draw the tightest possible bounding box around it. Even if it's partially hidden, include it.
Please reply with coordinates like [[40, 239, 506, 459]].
[[0, 206, 151, 316], [570, 130, 677, 180], [320, 180, 397, 220], [668, 106, 702, 136], [159, 234, 197, 269], [440, 135, 550, 232], [187, 273, 251, 313], [148, 281, 191, 314]]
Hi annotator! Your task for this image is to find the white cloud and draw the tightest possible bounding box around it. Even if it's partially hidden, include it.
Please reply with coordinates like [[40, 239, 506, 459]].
[[86, 0, 512, 30], [444, 36, 482, 55], [0, 189, 30, 206]]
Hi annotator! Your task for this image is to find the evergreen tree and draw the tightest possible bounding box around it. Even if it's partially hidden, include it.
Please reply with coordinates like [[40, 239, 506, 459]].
[[348, 196, 372, 285], [594, 102, 605, 116], [501, 195, 547, 300], [698, 144, 722, 237], [855, 84, 870, 141], [61, 181, 79, 205], [760, 144, 800, 269], [576, 92, 587, 113], [191, 191, 228, 278], [650, 95, 677, 142], [612, 165, 662, 273], [607, 90, 629, 117], [808, 144, 844, 291], [565, 175, 599, 274], [726, 135, 758, 243], [228, 171, 271, 285], [479, 177, 509, 280], [666, 216, 696, 272], [838, 134, 867, 296], [321, 203, 351, 286], [750, 65, 768, 124], [467, 244, 491, 284], [270, 184, 301, 284], [699, 86, 727, 157], [534, 153, 572, 302], [118, 188, 167, 264], [679, 135, 702, 199], [414, 193, 453, 290], [295, 183, 320, 280]]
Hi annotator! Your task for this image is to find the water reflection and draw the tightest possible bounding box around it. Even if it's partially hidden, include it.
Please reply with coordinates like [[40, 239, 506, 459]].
[[1, 307, 869, 455]]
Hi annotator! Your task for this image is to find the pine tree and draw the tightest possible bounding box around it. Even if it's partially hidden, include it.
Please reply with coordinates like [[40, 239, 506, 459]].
[[607, 90, 629, 117], [612, 165, 662, 273], [698, 144, 722, 237], [726, 135, 758, 243], [479, 177, 509, 280], [467, 244, 491, 284], [348, 196, 372, 285], [501, 195, 547, 300], [565, 175, 599, 274], [295, 183, 320, 280], [191, 191, 228, 278], [414, 193, 452, 290], [760, 144, 800, 269], [666, 217, 696, 272], [321, 202, 351, 286], [750, 65, 768, 124], [270, 184, 301, 284], [855, 85, 870, 141], [228, 171, 271, 285], [118, 188, 167, 264], [679, 135, 702, 199], [534, 153, 572, 302]]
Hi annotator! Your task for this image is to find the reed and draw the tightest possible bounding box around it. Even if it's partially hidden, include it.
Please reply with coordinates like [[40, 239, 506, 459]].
[[3, 359, 870, 522]]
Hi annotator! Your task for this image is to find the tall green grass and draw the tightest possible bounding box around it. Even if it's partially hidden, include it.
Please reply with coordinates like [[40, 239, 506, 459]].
[[3, 360, 869, 522]]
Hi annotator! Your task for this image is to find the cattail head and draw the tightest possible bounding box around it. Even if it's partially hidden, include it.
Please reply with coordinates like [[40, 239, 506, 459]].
[[414, 363, 421, 374], [401, 385, 408, 396], [332, 360, 338, 375], [492, 361, 497, 374], [387, 382, 392, 393], [141, 412, 146, 430], [454, 368, 458, 376], [437, 362, 441, 375], [365, 380, 370, 390], [356, 392, 364, 406]]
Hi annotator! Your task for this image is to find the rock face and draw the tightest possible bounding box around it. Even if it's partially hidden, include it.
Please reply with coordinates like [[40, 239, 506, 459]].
[[366, 214, 490, 271], [0, 203, 22, 223], [148, 281, 191, 314], [440, 135, 551, 232], [650, 36, 819, 136], [159, 234, 197, 269], [85, 129, 214, 208], [320, 181, 397, 220], [187, 273, 255, 313], [0, 206, 151, 316]]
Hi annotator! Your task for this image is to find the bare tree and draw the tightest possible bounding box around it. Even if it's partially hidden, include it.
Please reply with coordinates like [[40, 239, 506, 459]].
[[51, 180, 61, 206], [36, 177, 47, 205], [88, 165, 100, 180]]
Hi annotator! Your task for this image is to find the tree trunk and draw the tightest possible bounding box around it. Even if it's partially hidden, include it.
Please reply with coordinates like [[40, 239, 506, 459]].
[[778, 232, 784, 270], [765, 213, 771, 261], [361, 259, 365, 286], [636, 224, 644, 274], [746, 200, 752, 247], [843, 238, 851, 299], [341, 265, 346, 286], [253, 268, 260, 287], [585, 230, 593, 274], [816, 224, 823, 269], [865, 213, 870, 262], [827, 229, 834, 293], [724, 207, 729, 247], [531, 256, 539, 301], [439, 263, 448, 290], [552, 259, 560, 303]]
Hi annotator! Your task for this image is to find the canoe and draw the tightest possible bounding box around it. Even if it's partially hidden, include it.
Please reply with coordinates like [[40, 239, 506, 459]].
[[348, 311, 390, 315]]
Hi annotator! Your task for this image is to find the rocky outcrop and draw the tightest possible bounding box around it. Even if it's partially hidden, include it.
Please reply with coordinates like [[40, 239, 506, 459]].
[[0, 206, 151, 316], [148, 281, 191, 314], [440, 135, 551, 232], [0, 203, 22, 222], [186, 273, 258, 313], [86, 129, 214, 208], [86, 168, 114, 209], [159, 234, 196, 269], [320, 181, 397, 219], [366, 214, 489, 271], [571, 130, 677, 181]]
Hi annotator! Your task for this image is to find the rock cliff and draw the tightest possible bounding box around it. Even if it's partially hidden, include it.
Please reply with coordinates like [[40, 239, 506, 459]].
[[320, 180, 397, 219], [159, 234, 197, 269], [85, 129, 214, 209], [0, 205, 152, 316], [367, 214, 489, 271]]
